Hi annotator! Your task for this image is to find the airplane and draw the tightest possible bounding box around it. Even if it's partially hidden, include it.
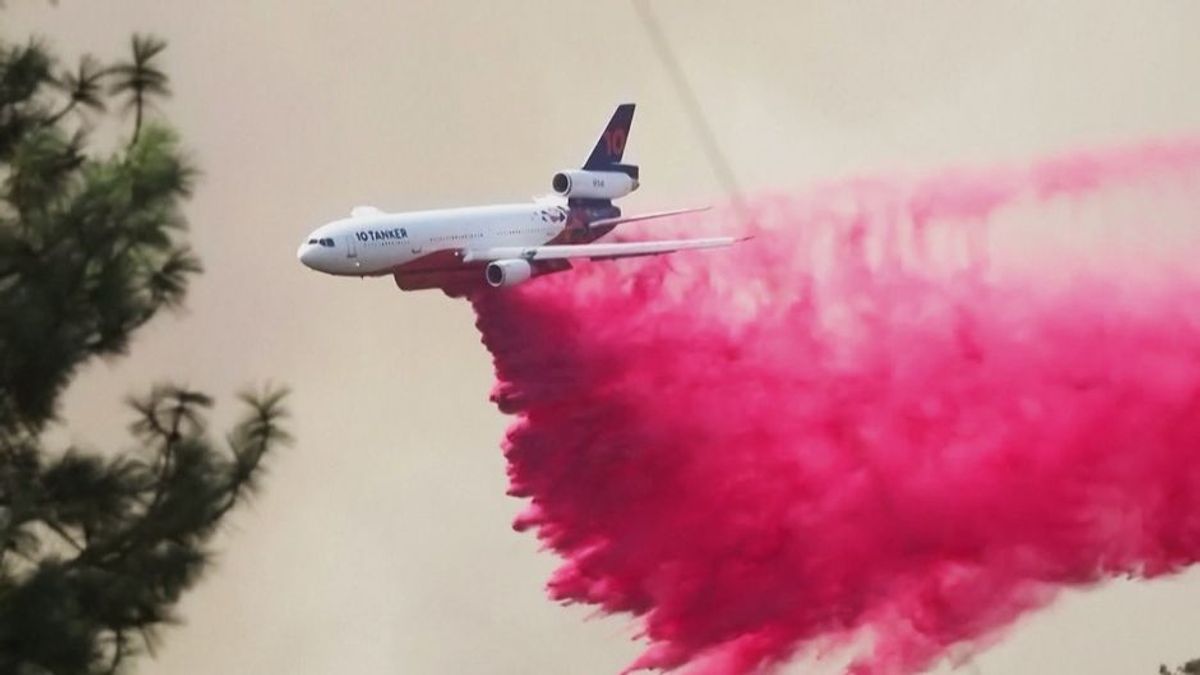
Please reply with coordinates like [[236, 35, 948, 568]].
[[297, 103, 741, 293]]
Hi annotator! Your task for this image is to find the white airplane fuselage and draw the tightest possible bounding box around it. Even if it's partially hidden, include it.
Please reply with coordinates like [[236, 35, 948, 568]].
[[298, 201, 609, 290]]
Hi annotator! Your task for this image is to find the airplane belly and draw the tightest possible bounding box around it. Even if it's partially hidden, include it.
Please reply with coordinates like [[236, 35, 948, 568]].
[[394, 248, 465, 273], [393, 268, 483, 293]]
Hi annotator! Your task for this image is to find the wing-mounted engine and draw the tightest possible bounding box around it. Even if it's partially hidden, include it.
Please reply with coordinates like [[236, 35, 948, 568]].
[[484, 258, 573, 288], [485, 259, 534, 287], [551, 164, 640, 201]]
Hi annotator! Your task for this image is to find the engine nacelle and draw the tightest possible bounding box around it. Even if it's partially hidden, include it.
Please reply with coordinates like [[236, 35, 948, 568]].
[[551, 170, 638, 200], [485, 259, 534, 288]]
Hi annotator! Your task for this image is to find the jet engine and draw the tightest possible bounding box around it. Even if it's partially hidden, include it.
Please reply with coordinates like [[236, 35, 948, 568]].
[[485, 259, 534, 287], [551, 170, 638, 200]]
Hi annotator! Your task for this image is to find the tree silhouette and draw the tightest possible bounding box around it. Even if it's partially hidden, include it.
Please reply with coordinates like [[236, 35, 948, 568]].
[[1162, 660, 1200, 675], [1, 28, 289, 675], [106, 33, 169, 145], [48, 54, 107, 123]]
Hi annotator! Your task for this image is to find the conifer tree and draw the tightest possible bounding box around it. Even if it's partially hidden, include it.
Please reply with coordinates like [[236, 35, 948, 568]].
[[0, 28, 289, 674], [1161, 660, 1200, 675]]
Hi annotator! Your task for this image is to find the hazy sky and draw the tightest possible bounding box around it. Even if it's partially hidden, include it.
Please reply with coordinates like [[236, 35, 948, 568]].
[[7, 2, 1200, 673]]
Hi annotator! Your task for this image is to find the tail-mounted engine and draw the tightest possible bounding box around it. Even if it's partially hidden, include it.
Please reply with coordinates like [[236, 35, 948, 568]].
[[551, 164, 639, 201]]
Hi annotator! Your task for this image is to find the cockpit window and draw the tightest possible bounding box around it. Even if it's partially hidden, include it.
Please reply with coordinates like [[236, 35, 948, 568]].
[[307, 238, 319, 244], [320, 238, 334, 247]]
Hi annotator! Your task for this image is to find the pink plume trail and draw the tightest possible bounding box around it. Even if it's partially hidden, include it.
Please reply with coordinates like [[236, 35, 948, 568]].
[[469, 139, 1200, 674]]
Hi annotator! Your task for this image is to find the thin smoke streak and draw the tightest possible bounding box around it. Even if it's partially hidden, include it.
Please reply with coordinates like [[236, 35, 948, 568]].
[[631, 0, 751, 222]]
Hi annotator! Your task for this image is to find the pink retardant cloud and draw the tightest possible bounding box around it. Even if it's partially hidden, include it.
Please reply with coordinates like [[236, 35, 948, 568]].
[[470, 139, 1200, 674]]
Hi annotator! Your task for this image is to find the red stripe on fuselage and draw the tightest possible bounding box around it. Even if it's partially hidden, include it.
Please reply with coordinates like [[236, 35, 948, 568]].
[[388, 206, 614, 292]]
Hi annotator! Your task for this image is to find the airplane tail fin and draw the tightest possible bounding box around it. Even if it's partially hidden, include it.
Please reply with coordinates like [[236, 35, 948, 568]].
[[583, 103, 636, 170]]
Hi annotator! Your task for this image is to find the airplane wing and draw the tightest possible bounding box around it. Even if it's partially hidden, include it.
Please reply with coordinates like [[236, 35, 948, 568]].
[[462, 236, 742, 263], [587, 206, 711, 229]]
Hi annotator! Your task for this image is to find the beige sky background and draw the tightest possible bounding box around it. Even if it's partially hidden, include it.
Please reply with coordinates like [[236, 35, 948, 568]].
[[6, 1, 1200, 673]]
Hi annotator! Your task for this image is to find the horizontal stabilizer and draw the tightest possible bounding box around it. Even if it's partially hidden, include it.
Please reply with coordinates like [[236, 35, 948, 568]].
[[588, 205, 711, 229]]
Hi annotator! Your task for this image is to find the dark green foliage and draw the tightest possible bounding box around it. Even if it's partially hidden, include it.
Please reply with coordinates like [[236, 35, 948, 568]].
[[1162, 661, 1200, 675], [0, 35, 199, 433], [0, 28, 289, 674], [107, 35, 169, 145], [0, 386, 289, 674]]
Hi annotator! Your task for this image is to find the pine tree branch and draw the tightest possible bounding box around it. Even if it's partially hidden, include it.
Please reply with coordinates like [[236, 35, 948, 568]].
[[43, 99, 76, 126], [41, 518, 83, 553], [104, 629, 127, 675]]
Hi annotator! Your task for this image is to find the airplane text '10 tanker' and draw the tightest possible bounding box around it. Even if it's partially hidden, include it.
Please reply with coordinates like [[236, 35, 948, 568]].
[[297, 104, 744, 292]]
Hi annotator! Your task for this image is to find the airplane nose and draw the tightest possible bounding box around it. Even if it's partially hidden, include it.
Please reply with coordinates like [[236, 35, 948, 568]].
[[298, 243, 319, 269]]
